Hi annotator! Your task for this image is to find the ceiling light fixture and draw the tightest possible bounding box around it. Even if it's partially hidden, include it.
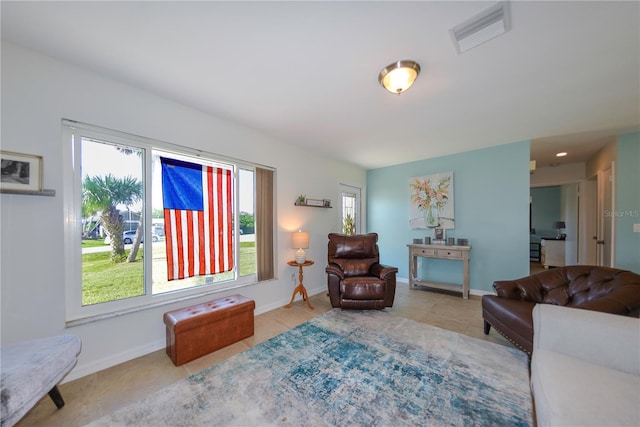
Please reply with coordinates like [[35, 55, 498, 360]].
[[556, 152, 568, 157], [378, 60, 421, 94]]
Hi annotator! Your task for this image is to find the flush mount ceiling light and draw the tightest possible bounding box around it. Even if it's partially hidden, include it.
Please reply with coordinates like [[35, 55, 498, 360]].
[[378, 60, 421, 94], [556, 152, 568, 157], [450, 1, 510, 54]]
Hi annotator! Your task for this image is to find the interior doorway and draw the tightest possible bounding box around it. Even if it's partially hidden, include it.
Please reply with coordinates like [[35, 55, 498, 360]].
[[596, 165, 615, 266], [530, 184, 579, 268]]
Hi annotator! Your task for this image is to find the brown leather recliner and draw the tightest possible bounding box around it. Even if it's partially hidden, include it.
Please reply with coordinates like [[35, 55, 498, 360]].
[[326, 233, 398, 310], [482, 265, 640, 354]]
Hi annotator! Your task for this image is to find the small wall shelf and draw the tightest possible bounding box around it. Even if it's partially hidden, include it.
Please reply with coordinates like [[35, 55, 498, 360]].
[[0, 188, 56, 197], [294, 198, 331, 208]]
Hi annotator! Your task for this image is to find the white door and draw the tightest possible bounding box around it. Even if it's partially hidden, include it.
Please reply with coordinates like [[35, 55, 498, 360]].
[[596, 166, 615, 266], [339, 184, 361, 234]]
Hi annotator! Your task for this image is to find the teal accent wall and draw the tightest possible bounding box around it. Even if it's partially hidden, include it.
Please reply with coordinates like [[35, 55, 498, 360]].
[[367, 141, 531, 293], [616, 132, 640, 273], [530, 186, 561, 238]]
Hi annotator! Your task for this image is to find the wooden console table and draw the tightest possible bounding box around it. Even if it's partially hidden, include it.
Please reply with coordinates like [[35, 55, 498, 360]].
[[407, 244, 471, 299]]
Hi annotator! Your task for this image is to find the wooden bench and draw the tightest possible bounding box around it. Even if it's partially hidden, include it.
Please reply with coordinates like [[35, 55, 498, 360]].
[[163, 294, 255, 366]]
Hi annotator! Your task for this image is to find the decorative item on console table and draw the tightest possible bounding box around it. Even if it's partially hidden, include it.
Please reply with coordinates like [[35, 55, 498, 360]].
[[433, 227, 445, 244], [457, 238, 469, 246]]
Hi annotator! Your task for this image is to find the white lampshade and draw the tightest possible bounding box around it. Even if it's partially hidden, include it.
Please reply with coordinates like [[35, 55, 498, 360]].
[[378, 60, 421, 94], [291, 230, 309, 264]]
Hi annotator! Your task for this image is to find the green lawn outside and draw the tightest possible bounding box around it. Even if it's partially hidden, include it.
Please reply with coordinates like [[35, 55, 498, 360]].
[[238, 241, 257, 276], [82, 238, 108, 248], [82, 241, 257, 305], [82, 249, 144, 305]]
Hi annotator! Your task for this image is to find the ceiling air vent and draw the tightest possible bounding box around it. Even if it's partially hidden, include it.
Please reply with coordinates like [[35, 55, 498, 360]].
[[450, 1, 510, 54]]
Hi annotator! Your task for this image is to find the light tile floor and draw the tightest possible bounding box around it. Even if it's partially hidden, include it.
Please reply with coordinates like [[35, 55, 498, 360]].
[[18, 284, 513, 426]]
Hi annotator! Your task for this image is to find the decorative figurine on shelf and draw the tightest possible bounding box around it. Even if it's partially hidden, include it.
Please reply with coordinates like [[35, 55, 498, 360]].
[[295, 195, 306, 206]]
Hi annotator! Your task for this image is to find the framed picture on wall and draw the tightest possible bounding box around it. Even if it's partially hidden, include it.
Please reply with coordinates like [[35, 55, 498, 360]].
[[0, 150, 43, 192], [409, 171, 455, 230]]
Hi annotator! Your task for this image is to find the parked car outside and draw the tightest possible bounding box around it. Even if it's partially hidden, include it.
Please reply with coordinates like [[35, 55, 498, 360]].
[[104, 230, 160, 244]]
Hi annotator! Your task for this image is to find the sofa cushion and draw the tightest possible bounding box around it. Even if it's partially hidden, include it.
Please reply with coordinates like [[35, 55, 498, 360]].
[[531, 349, 640, 426], [341, 277, 385, 300]]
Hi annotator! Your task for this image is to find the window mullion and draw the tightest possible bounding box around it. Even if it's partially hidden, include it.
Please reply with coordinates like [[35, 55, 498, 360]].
[[144, 147, 153, 299]]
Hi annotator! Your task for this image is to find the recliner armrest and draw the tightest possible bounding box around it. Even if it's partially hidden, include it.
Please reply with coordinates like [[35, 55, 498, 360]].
[[370, 263, 398, 279], [325, 263, 345, 279]]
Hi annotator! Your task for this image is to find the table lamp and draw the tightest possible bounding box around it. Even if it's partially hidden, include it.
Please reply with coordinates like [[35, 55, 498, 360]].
[[553, 221, 566, 239], [291, 230, 309, 264]]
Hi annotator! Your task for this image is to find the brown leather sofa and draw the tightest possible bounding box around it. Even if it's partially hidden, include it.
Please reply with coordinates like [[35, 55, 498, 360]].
[[482, 265, 640, 354], [326, 233, 398, 310]]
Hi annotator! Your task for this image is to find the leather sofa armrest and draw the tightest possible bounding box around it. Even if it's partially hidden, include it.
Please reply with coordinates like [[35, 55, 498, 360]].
[[325, 263, 345, 279], [493, 276, 543, 301], [370, 263, 398, 279], [533, 304, 640, 375], [493, 280, 526, 299]]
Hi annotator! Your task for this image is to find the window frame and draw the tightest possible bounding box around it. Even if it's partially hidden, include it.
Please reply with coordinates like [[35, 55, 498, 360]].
[[63, 120, 269, 324]]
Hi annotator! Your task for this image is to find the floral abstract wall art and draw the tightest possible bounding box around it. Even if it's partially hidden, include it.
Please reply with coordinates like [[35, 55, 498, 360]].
[[409, 172, 454, 229]]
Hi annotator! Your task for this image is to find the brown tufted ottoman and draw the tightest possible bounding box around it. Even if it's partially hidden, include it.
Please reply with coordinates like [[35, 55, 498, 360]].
[[163, 294, 255, 366]]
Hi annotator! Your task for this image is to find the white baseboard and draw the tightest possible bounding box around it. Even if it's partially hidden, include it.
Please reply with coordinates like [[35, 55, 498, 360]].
[[63, 339, 166, 383], [64, 289, 330, 383]]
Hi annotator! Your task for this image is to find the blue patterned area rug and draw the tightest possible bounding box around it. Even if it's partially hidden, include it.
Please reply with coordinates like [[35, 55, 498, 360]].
[[90, 309, 532, 426]]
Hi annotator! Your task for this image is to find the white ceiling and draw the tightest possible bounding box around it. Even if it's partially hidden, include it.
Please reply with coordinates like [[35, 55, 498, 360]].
[[2, 1, 639, 170]]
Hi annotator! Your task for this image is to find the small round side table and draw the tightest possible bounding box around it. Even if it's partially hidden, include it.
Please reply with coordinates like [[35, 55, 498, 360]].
[[285, 260, 314, 309]]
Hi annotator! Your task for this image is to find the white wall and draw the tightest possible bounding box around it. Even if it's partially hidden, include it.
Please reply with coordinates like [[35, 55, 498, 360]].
[[0, 42, 366, 380], [530, 163, 586, 187]]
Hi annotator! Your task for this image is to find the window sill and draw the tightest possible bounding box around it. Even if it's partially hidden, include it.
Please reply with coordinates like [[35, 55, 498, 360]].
[[65, 278, 259, 327]]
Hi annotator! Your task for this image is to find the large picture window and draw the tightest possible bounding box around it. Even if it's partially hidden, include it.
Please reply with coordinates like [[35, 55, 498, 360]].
[[63, 121, 274, 322]]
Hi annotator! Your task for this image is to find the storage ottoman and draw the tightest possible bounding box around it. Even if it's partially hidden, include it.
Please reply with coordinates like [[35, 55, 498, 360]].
[[163, 294, 255, 366]]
